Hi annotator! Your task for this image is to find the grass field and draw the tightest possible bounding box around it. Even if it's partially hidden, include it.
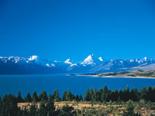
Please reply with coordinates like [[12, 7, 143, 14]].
[[18, 101, 155, 116]]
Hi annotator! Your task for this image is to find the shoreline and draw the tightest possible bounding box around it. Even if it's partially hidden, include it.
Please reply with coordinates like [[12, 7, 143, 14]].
[[78, 74, 155, 79]]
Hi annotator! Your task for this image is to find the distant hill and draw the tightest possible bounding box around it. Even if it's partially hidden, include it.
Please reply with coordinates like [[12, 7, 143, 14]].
[[97, 70, 155, 78]]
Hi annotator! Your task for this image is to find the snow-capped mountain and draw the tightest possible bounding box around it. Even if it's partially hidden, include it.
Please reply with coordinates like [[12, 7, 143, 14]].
[[64, 58, 77, 67], [81, 54, 104, 66], [28, 55, 38, 62], [81, 54, 95, 66], [0, 55, 59, 74], [0, 55, 155, 74], [0, 55, 38, 64]]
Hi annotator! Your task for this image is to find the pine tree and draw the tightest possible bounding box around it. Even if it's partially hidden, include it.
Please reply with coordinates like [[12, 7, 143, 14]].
[[52, 90, 60, 101], [40, 91, 48, 102], [17, 92, 23, 102], [25, 93, 32, 102], [32, 92, 39, 102]]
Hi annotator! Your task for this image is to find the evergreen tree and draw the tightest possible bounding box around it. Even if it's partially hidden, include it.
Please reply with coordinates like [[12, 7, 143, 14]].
[[29, 105, 37, 116], [25, 93, 32, 102], [17, 92, 23, 102], [101, 86, 110, 102], [46, 98, 55, 116], [85, 89, 92, 101], [52, 90, 60, 101], [63, 91, 74, 101], [1, 95, 18, 116], [32, 92, 39, 102], [123, 100, 140, 116], [38, 102, 47, 116], [58, 105, 75, 116], [40, 91, 48, 102]]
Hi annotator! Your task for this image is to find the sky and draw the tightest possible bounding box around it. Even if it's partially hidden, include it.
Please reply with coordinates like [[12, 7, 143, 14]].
[[0, 0, 155, 61]]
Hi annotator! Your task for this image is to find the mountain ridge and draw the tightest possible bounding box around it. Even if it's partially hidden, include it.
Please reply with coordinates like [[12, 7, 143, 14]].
[[0, 55, 155, 74]]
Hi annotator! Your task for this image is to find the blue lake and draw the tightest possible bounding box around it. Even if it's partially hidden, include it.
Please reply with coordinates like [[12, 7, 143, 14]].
[[0, 75, 155, 96]]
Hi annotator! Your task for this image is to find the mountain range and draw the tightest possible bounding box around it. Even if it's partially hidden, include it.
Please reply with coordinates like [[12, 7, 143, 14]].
[[0, 55, 155, 74]]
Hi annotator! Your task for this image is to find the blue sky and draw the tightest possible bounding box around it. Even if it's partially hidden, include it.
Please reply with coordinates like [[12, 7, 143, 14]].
[[0, 0, 155, 61]]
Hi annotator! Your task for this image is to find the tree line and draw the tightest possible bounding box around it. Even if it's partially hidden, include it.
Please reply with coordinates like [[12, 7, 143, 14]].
[[0, 86, 155, 116], [10, 86, 155, 103]]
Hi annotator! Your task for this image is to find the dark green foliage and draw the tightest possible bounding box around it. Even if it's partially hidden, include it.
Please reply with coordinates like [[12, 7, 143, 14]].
[[0, 87, 155, 116], [57, 105, 76, 116], [0, 95, 18, 116], [100, 86, 111, 102], [25, 93, 32, 102], [123, 100, 141, 116], [84, 87, 155, 102], [32, 92, 39, 102], [52, 90, 61, 101], [75, 95, 83, 101], [85, 89, 97, 102], [46, 99, 55, 116], [38, 102, 47, 116], [63, 91, 75, 101], [124, 100, 135, 116], [0, 94, 56, 116], [141, 87, 155, 102], [17, 92, 24, 102], [29, 105, 37, 116], [39, 91, 48, 102]]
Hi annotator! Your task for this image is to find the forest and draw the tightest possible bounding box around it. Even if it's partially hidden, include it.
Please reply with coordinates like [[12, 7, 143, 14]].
[[0, 86, 155, 116]]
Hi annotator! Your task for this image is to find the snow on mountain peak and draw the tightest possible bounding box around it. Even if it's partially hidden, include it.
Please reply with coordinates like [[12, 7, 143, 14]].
[[64, 58, 72, 64], [143, 57, 148, 61], [14, 57, 21, 63], [28, 55, 38, 61], [46, 63, 55, 67], [81, 54, 94, 66], [64, 58, 77, 67], [0, 56, 25, 63], [129, 59, 134, 63], [98, 57, 103, 62]]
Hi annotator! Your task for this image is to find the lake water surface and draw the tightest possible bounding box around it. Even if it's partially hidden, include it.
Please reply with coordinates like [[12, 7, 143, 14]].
[[0, 75, 155, 96]]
